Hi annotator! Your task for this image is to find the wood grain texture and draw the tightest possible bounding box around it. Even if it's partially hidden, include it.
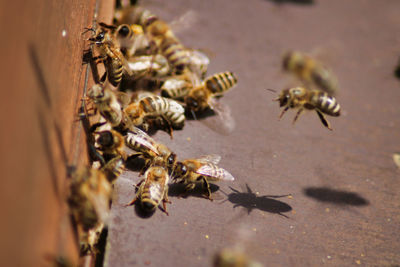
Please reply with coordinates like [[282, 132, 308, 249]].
[[0, 0, 113, 266]]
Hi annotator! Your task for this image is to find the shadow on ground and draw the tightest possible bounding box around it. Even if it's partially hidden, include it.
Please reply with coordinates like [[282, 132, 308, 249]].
[[303, 187, 369, 206], [220, 184, 292, 218]]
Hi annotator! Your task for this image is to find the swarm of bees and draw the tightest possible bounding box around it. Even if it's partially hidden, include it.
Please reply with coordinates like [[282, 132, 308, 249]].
[[65, 1, 345, 265], [68, 2, 238, 258]]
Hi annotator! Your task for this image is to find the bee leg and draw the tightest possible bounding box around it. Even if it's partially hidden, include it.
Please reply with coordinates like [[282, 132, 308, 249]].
[[124, 197, 138, 207], [279, 106, 289, 120], [201, 177, 213, 201], [316, 110, 333, 130], [161, 191, 171, 216], [292, 108, 304, 125]]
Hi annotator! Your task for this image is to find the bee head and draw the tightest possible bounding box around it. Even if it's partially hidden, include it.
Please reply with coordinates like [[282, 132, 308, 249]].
[[276, 89, 290, 107], [96, 131, 114, 148], [185, 96, 200, 113], [167, 153, 176, 167], [88, 84, 104, 101], [141, 201, 156, 211], [174, 162, 187, 179], [117, 25, 130, 37]]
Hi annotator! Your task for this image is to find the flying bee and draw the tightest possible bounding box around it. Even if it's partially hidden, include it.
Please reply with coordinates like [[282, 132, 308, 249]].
[[125, 127, 177, 173], [273, 86, 341, 130], [68, 167, 112, 254], [184, 71, 238, 113], [87, 83, 133, 133], [126, 161, 171, 215], [282, 51, 338, 95], [173, 155, 235, 200], [124, 93, 185, 136], [86, 22, 133, 86]]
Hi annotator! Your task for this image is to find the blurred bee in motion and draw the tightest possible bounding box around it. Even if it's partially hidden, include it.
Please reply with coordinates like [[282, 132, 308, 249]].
[[124, 93, 185, 136], [125, 127, 177, 173], [273, 86, 341, 130], [184, 71, 237, 113], [87, 83, 133, 133], [125, 161, 171, 215], [173, 155, 234, 200], [100, 155, 125, 183], [86, 22, 133, 86], [282, 51, 338, 96], [213, 247, 263, 267], [68, 167, 112, 254], [113, 23, 149, 58]]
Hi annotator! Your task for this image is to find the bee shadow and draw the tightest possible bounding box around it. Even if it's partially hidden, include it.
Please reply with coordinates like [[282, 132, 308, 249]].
[[125, 154, 147, 172], [221, 184, 292, 218], [303, 187, 370, 206], [168, 182, 220, 199]]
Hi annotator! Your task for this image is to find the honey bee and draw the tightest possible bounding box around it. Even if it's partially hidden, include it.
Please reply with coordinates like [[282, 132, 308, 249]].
[[126, 162, 171, 215], [68, 167, 112, 253], [125, 127, 177, 173], [173, 155, 235, 200], [87, 83, 133, 133], [186, 49, 210, 79], [114, 23, 149, 58], [124, 93, 185, 136], [184, 71, 238, 113], [101, 155, 125, 183], [127, 54, 170, 77], [282, 51, 338, 95], [213, 248, 263, 267], [95, 129, 126, 160], [160, 71, 200, 100], [87, 22, 133, 86], [274, 86, 341, 130]]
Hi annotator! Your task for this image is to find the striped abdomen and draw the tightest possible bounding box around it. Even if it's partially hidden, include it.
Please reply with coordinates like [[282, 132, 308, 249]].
[[140, 166, 168, 211], [125, 131, 157, 157], [161, 78, 191, 99], [161, 37, 189, 73], [140, 95, 185, 127], [101, 156, 125, 182], [106, 57, 123, 86], [311, 91, 341, 117], [204, 71, 238, 95]]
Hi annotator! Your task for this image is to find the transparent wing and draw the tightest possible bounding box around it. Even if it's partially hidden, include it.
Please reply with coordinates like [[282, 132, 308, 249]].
[[125, 128, 160, 155], [169, 10, 198, 35], [195, 154, 221, 165], [201, 99, 236, 136], [196, 163, 234, 181]]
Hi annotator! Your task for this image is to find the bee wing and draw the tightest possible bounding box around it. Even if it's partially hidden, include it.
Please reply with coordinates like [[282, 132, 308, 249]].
[[201, 99, 236, 136], [126, 128, 160, 155], [196, 163, 235, 182], [169, 10, 198, 35], [195, 154, 221, 165], [115, 91, 132, 108]]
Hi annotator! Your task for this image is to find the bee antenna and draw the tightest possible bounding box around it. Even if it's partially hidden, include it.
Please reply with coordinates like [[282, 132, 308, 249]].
[[265, 88, 277, 93], [82, 27, 96, 35]]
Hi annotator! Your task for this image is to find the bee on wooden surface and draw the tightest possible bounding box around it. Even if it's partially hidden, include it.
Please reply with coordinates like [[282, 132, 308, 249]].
[[282, 51, 338, 95], [87, 84, 133, 133], [274, 86, 341, 130], [126, 162, 171, 215], [68, 167, 112, 254], [125, 127, 177, 173], [87, 22, 133, 86], [184, 71, 237, 113], [124, 93, 185, 136], [173, 155, 234, 200]]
